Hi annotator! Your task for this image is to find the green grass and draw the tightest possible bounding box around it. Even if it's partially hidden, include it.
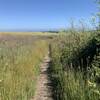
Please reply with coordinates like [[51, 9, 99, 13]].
[[0, 34, 48, 100], [0, 32, 99, 100], [50, 31, 100, 100]]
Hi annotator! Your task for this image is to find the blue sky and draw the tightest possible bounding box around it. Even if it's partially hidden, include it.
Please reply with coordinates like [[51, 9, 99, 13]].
[[0, 0, 97, 31]]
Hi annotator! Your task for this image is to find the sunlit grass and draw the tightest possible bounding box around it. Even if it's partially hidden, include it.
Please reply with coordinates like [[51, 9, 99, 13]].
[[0, 35, 48, 100], [0, 32, 58, 36]]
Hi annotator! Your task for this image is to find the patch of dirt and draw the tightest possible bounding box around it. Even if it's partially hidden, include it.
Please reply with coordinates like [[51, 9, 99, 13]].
[[31, 53, 53, 100]]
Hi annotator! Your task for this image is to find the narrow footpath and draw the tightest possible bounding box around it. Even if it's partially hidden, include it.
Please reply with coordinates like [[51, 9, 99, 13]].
[[32, 53, 53, 100]]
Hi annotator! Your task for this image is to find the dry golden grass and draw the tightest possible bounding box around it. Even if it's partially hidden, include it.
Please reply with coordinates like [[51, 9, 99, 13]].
[[0, 34, 49, 100], [0, 32, 57, 36]]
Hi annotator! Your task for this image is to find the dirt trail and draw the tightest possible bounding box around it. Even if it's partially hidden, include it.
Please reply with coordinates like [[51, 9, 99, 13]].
[[32, 53, 53, 100]]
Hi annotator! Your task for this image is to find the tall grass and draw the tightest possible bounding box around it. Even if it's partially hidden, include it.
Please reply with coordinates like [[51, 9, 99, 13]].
[[0, 35, 48, 100], [50, 32, 100, 100]]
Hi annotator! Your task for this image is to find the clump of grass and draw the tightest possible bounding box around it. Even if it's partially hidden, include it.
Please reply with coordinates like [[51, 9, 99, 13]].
[[0, 35, 48, 100]]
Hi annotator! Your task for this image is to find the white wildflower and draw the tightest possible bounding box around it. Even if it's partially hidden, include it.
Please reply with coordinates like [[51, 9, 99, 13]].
[[87, 80, 96, 88], [0, 80, 2, 83]]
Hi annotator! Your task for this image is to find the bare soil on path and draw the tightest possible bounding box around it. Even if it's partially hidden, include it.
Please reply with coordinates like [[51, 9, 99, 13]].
[[32, 53, 53, 100]]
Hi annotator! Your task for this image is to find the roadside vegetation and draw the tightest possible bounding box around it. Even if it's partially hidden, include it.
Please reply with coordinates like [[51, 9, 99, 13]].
[[0, 34, 48, 100], [50, 31, 100, 100]]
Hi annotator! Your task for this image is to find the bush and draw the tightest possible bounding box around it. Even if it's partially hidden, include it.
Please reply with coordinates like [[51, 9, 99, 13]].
[[50, 32, 100, 100]]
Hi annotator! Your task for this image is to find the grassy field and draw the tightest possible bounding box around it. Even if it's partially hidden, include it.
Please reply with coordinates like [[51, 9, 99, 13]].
[[0, 31, 100, 100], [0, 33, 50, 100], [0, 32, 58, 36]]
